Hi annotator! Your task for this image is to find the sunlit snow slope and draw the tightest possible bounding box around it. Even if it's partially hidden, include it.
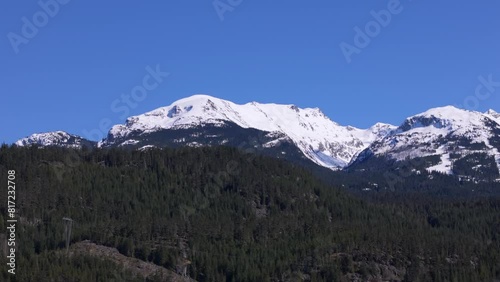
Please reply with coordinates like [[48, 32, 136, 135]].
[[102, 95, 395, 169]]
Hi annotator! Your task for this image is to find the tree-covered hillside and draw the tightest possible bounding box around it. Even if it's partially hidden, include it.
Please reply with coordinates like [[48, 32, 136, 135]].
[[0, 145, 498, 281]]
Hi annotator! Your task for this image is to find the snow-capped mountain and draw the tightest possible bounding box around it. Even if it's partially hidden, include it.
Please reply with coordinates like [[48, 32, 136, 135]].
[[100, 94, 396, 169], [14, 95, 500, 180], [486, 109, 500, 124], [352, 106, 500, 178], [15, 131, 96, 149]]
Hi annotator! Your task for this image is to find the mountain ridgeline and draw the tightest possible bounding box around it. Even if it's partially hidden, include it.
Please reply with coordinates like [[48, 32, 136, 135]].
[[15, 95, 500, 185], [0, 145, 499, 281]]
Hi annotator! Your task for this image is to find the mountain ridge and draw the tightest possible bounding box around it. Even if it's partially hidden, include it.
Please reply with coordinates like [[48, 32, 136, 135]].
[[14, 94, 500, 180], [351, 106, 500, 179], [99, 94, 396, 169]]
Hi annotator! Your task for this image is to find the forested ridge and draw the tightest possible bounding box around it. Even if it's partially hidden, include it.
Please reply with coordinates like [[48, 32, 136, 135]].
[[0, 144, 499, 281]]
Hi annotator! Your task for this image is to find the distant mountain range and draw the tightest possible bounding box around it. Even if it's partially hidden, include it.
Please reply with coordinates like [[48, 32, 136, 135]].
[[15, 94, 500, 182]]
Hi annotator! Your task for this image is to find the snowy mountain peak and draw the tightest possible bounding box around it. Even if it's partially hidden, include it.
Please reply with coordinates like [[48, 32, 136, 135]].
[[368, 123, 398, 138], [13, 95, 500, 179], [15, 131, 94, 148], [486, 109, 498, 115], [413, 105, 473, 120], [485, 109, 500, 124], [102, 94, 395, 169], [370, 122, 398, 132], [399, 106, 488, 133], [421, 105, 462, 113], [355, 106, 500, 176]]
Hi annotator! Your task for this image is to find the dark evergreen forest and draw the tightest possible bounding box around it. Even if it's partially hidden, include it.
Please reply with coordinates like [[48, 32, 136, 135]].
[[0, 145, 499, 281]]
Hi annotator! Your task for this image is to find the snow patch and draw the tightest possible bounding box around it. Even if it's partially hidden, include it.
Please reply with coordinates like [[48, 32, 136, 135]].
[[119, 139, 139, 147], [426, 151, 453, 175]]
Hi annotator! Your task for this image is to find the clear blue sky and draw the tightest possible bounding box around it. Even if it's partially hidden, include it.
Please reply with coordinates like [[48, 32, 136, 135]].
[[2, 0, 500, 144]]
